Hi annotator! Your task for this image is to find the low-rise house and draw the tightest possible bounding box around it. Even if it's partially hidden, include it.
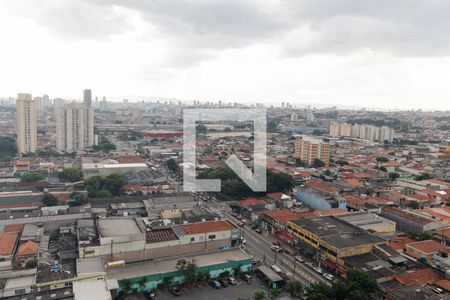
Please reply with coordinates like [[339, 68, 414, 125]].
[[0, 232, 18, 270], [16, 240, 39, 265], [405, 240, 450, 261]]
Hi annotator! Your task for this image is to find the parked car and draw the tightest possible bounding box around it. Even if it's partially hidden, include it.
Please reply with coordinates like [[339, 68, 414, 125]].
[[209, 280, 221, 289], [323, 273, 334, 281], [272, 241, 281, 247], [218, 279, 229, 287], [295, 256, 304, 263], [305, 262, 314, 268], [254, 228, 263, 234], [143, 289, 156, 300], [313, 266, 324, 274], [168, 287, 182, 296], [271, 245, 283, 253], [240, 274, 252, 283], [237, 223, 244, 227], [227, 277, 237, 285]]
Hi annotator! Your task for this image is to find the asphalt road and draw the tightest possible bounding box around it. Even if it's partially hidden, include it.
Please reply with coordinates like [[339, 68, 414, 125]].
[[202, 196, 329, 286]]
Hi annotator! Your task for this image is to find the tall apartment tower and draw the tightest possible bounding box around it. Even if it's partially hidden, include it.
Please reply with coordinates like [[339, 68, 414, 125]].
[[16, 93, 37, 155], [294, 137, 330, 166], [55, 102, 94, 152], [83, 89, 92, 107]]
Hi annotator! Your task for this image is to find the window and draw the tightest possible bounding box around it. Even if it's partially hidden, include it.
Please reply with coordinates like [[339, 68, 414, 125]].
[[190, 237, 195, 242], [208, 235, 216, 240]]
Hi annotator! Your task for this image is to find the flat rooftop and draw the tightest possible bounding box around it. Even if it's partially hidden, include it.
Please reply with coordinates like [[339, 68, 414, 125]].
[[107, 249, 251, 281], [97, 218, 142, 237], [290, 216, 383, 248]]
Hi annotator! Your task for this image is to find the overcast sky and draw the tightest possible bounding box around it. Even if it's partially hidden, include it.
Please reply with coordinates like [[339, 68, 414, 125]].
[[1, 0, 450, 110]]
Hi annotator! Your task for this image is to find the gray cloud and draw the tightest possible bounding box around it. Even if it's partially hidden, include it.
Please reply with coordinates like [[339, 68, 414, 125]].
[[23, 0, 133, 39], [12, 0, 450, 65]]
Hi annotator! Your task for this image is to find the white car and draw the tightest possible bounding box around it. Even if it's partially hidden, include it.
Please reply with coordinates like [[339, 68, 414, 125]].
[[313, 266, 324, 274], [323, 273, 334, 281], [295, 256, 304, 263]]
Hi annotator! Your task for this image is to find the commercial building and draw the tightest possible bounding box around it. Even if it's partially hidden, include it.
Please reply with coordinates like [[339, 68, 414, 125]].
[[16, 93, 37, 155], [78, 217, 239, 263], [335, 211, 396, 235], [287, 216, 383, 267], [294, 137, 330, 166], [81, 162, 148, 178], [380, 206, 448, 233], [55, 101, 95, 152], [108, 249, 253, 293], [294, 181, 347, 211]]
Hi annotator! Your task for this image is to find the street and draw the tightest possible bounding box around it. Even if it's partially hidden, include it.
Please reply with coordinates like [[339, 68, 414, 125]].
[[198, 194, 329, 286]]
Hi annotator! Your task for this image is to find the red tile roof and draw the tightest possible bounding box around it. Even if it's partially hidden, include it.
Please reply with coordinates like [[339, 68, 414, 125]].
[[181, 220, 236, 234], [389, 236, 415, 250], [313, 209, 348, 216], [4, 224, 24, 233], [116, 155, 146, 164], [239, 198, 269, 207], [17, 240, 39, 256], [305, 180, 338, 193], [436, 279, 450, 292], [407, 240, 450, 254], [0, 232, 18, 256], [343, 178, 365, 188], [395, 268, 441, 286], [263, 210, 303, 224]]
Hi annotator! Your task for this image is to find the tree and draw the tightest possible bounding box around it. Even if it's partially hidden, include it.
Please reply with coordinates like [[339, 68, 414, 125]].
[[295, 158, 306, 167], [376, 156, 389, 162], [253, 290, 265, 300], [335, 160, 349, 166], [414, 173, 432, 181], [311, 159, 325, 168], [0, 136, 17, 162], [284, 280, 304, 298], [42, 193, 58, 206], [176, 259, 198, 286], [269, 288, 282, 300], [21, 172, 45, 182], [407, 201, 419, 209], [388, 172, 400, 181], [68, 192, 86, 207], [323, 170, 332, 176], [347, 268, 377, 294], [196, 123, 207, 134], [95, 189, 113, 198], [92, 136, 116, 153], [267, 120, 278, 133], [84, 173, 124, 198], [167, 158, 179, 172], [378, 166, 387, 172], [58, 168, 82, 182]]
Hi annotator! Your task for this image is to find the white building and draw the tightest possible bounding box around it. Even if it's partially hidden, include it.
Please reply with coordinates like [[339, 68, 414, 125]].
[[16, 93, 37, 155], [56, 102, 94, 152], [329, 122, 395, 142]]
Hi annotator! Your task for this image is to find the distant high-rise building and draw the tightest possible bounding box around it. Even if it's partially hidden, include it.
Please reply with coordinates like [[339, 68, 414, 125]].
[[16, 93, 37, 155], [294, 137, 330, 167], [83, 89, 92, 107], [55, 102, 94, 152], [329, 122, 395, 142]]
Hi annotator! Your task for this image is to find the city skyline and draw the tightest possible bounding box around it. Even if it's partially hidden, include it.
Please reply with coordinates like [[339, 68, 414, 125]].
[[1, 1, 450, 110]]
